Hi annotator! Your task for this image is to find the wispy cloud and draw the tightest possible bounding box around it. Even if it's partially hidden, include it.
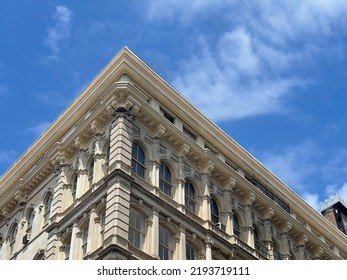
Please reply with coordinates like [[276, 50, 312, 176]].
[[146, 1, 347, 121], [25, 122, 50, 137], [146, 0, 230, 22], [255, 140, 320, 191], [0, 150, 17, 163], [43, 5, 73, 62], [254, 140, 347, 209], [302, 192, 320, 210]]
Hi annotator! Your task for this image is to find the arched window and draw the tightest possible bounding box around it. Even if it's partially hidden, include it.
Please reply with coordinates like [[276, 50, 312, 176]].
[[26, 208, 35, 240], [131, 143, 145, 178], [88, 160, 94, 186], [128, 208, 145, 250], [159, 163, 172, 196], [210, 197, 219, 224], [9, 223, 18, 257], [43, 192, 53, 225], [273, 240, 281, 260], [99, 211, 105, 244], [71, 175, 77, 202], [233, 215, 240, 238], [0, 234, 3, 251], [104, 144, 110, 170], [63, 236, 71, 260], [159, 225, 173, 260], [186, 242, 198, 260], [81, 223, 89, 257], [185, 180, 196, 212]]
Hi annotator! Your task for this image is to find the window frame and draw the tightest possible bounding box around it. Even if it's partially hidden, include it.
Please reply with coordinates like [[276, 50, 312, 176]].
[[159, 163, 172, 196], [210, 197, 220, 225], [128, 208, 146, 250], [184, 180, 196, 212], [159, 225, 173, 260], [131, 143, 146, 178]]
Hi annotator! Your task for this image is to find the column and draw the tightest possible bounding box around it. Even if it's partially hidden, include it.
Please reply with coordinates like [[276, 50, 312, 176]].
[[177, 224, 186, 259], [199, 160, 215, 224], [108, 107, 134, 174], [296, 234, 308, 260], [69, 220, 81, 260], [243, 193, 256, 247], [148, 207, 159, 259], [222, 177, 236, 235], [175, 178, 186, 212], [176, 144, 190, 212], [279, 221, 292, 260], [45, 232, 60, 260], [103, 175, 131, 252], [262, 207, 274, 259], [200, 173, 211, 222], [87, 206, 99, 253], [205, 237, 213, 260], [91, 121, 106, 185], [74, 139, 89, 199], [51, 154, 69, 221]]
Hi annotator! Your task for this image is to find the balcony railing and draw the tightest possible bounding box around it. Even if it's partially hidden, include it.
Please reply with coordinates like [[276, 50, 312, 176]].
[[255, 241, 269, 258], [246, 176, 291, 214], [231, 236, 268, 260]]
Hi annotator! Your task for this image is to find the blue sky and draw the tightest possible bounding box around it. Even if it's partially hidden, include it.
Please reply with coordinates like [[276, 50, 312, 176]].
[[1, 1, 347, 210]]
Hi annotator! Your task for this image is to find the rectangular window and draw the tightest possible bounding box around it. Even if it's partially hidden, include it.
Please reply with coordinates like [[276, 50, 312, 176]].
[[160, 108, 175, 123], [159, 226, 172, 260], [183, 126, 197, 141]]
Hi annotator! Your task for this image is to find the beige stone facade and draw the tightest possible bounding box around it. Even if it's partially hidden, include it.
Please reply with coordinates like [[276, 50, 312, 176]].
[[1, 47, 347, 260]]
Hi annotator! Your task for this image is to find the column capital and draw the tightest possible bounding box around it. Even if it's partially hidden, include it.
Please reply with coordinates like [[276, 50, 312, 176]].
[[111, 106, 134, 121]]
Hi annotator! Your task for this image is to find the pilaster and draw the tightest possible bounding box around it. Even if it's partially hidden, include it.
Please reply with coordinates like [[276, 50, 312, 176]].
[[148, 207, 160, 259], [243, 193, 256, 247], [108, 107, 134, 174], [205, 237, 213, 260], [103, 172, 131, 252]]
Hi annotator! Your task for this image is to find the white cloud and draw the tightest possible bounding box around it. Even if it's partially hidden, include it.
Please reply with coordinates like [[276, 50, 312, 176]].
[[147, 1, 347, 121], [321, 149, 347, 182], [43, 5, 73, 62], [172, 32, 306, 121], [146, 0, 231, 22], [256, 140, 319, 191], [325, 182, 347, 203], [25, 122, 50, 137], [302, 192, 320, 210]]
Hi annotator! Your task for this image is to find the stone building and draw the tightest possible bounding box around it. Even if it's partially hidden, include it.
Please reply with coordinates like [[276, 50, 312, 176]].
[[1, 47, 347, 260]]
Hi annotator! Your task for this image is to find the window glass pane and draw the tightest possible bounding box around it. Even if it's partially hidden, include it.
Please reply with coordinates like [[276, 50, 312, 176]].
[[159, 163, 172, 196], [186, 242, 197, 260], [129, 208, 145, 250], [185, 181, 196, 212], [131, 143, 145, 178], [159, 226, 172, 260], [211, 198, 219, 224]]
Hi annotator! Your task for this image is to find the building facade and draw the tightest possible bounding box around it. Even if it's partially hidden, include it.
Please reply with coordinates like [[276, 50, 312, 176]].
[[1, 47, 347, 260], [321, 195, 347, 235]]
